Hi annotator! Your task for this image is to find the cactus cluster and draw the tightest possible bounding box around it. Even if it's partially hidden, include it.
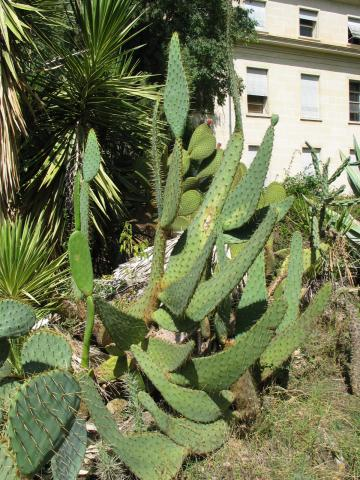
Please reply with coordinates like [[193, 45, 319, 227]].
[[64, 32, 332, 480], [0, 300, 87, 479]]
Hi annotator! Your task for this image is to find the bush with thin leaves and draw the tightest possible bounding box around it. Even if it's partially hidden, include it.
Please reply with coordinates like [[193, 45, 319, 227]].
[[0, 215, 68, 316]]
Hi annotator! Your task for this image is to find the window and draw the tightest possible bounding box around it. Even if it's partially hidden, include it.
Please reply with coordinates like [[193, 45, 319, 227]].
[[299, 9, 318, 38], [301, 74, 320, 120], [349, 18, 360, 45], [244, 1, 266, 31], [350, 80, 360, 122], [301, 147, 321, 172], [247, 68, 268, 114]]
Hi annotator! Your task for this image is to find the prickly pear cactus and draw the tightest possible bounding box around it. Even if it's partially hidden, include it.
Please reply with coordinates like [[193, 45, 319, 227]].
[[75, 30, 331, 480]]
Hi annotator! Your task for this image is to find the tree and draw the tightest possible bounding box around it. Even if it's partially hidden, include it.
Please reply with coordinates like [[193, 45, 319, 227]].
[[133, 0, 256, 113]]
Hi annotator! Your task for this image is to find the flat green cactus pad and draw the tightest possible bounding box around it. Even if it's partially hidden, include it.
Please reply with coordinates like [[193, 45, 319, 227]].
[[0, 300, 36, 339], [21, 331, 72, 375], [0, 441, 19, 479], [182, 176, 199, 191], [170, 216, 190, 232], [0, 379, 21, 425], [277, 232, 303, 333], [73, 172, 81, 231], [51, 417, 87, 480], [221, 117, 278, 231], [178, 190, 202, 217], [161, 139, 183, 228], [138, 392, 228, 454], [188, 124, 216, 162], [95, 298, 147, 354], [146, 338, 194, 372], [0, 339, 9, 368], [260, 283, 332, 380], [186, 207, 278, 322], [132, 345, 224, 423], [172, 299, 287, 392], [163, 130, 244, 285], [7, 370, 80, 476], [164, 33, 189, 138], [68, 231, 93, 296], [196, 148, 223, 180], [80, 180, 89, 237], [79, 374, 187, 480], [83, 129, 101, 182], [152, 308, 196, 332]]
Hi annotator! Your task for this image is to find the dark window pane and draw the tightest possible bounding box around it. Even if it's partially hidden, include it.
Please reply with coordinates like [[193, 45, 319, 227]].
[[300, 19, 315, 37], [248, 95, 267, 114]]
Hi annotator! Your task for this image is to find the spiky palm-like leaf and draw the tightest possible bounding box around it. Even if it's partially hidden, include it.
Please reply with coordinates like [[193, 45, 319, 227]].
[[23, 0, 158, 240]]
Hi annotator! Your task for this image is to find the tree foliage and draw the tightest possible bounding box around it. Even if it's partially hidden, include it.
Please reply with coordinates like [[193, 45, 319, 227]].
[[134, 0, 256, 112]]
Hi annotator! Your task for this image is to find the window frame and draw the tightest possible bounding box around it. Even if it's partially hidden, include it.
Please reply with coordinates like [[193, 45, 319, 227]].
[[243, 0, 267, 32], [246, 67, 269, 116], [348, 16, 360, 45], [299, 7, 319, 39], [349, 79, 360, 123], [301, 73, 321, 121]]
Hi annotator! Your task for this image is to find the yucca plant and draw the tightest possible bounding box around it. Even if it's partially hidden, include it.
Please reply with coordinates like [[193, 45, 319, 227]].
[[23, 0, 158, 242], [0, 215, 68, 316]]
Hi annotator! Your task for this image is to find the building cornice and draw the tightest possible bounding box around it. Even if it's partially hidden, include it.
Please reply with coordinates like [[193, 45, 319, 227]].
[[256, 33, 360, 59]]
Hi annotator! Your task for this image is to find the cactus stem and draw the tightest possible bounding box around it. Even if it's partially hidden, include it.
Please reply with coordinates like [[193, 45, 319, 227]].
[[81, 295, 95, 368]]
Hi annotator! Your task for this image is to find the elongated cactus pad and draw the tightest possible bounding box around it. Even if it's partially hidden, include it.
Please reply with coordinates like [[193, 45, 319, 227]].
[[221, 116, 278, 231], [0, 300, 36, 339], [236, 250, 267, 335], [51, 417, 87, 480], [163, 130, 244, 285], [182, 176, 199, 191], [0, 442, 19, 479], [188, 124, 216, 162], [146, 338, 194, 372], [73, 172, 81, 231], [68, 231, 93, 296], [21, 331, 72, 375], [152, 308, 196, 332], [260, 283, 332, 380], [95, 298, 147, 354], [164, 33, 189, 138], [79, 374, 187, 480], [172, 299, 287, 392], [138, 392, 228, 454], [83, 129, 101, 182], [132, 345, 224, 423], [186, 207, 278, 322], [0, 379, 21, 425], [161, 139, 183, 228], [7, 370, 80, 476], [196, 148, 223, 180], [277, 232, 303, 333], [80, 181, 89, 238]]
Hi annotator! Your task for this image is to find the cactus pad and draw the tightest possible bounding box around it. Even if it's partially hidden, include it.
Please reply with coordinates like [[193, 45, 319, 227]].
[[260, 283, 332, 380], [138, 392, 228, 454], [182, 176, 199, 191], [0, 300, 36, 339], [132, 345, 224, 423], [95, 297, 147, 353], [68, 231, 94, 296], [79, 374, 187, 480], [196, 148, 223, 180], [51, 417, 87, 480], [221, 117, 278, 231], [172, 299, 287, 392], [7, 370, 80, 475], [178, 190, 202, 217], [146, 338, 194, 372], [21, 331, 72, 375], [161, 139, 183, 228], [83, 129, 101, 182], [170, 216, 190, 232], [186, 207, 278, 322], [188, 124, 216, 162], [164, 33, 189, 138], [80, 181, 89, 237]]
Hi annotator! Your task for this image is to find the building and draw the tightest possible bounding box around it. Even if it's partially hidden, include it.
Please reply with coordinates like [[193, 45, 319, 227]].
[[215, 0, 360, 184]]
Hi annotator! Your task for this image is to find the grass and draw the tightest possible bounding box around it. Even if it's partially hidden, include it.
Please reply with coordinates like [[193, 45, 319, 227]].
[[179, 293, 360, 480]]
